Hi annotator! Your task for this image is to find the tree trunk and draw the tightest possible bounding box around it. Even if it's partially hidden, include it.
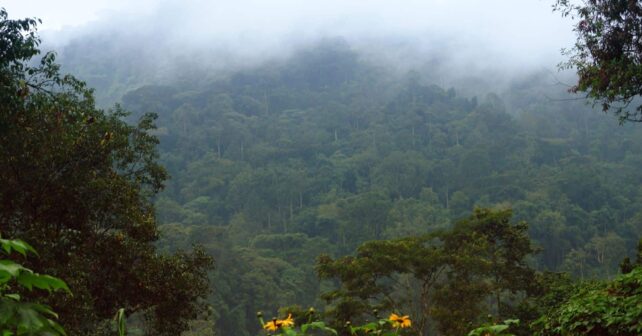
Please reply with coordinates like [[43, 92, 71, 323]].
[[445, 185, 450, 209], [289, 199, 293, 221], [411, 125, 416, 148]]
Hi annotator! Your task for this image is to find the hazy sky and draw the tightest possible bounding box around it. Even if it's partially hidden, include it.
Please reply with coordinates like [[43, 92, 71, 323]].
[[4, 1, 574, 42], [3, 0, 157, 30], [3, 0, 578, 76]]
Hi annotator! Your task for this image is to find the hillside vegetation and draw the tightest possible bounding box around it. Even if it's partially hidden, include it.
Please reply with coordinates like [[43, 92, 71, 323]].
[[114, 40, 642, 335]]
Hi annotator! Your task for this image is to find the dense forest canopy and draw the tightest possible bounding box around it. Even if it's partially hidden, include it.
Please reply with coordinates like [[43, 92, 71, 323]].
[[108, 39, 642, 334], [2, 2, 642, 335]]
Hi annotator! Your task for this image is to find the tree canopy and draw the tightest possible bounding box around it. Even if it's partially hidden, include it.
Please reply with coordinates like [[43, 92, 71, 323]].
[[8, 6, 642, 335], [113, 38, 642, 334], [555, 0, 642, 122], [317, 208, 538, 336], [0, 8, 212, 335]]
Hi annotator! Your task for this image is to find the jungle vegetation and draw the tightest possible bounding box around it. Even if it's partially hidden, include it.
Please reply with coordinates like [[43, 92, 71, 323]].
[[2, 5, 642, 336]]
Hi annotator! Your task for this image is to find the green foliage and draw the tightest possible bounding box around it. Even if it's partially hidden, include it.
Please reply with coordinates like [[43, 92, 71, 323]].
[[0, 8, 213, 335], [260, 316, 338, 336], [434, 208, 537, 335], [256, 309, 413, 336], [620, 238, 642, 274], [0, 235, 70, 336], [7, 2, 642, 335], [115, 308, 126, 336], [534, 267, 642, 335], [59, 25, 642, 335], [554, 0, 642, 122], [317, 235, 444, 333], [468, 319, 519, 336], [301, 321, 337, 335], [317, 208, 537, 335]]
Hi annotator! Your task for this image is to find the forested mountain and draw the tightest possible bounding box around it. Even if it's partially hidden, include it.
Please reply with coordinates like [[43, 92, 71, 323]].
[[68, 39, 641, 335], [4, 1, 642, 334]]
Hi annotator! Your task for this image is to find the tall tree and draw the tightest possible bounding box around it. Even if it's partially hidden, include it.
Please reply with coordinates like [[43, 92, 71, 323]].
[[433, 208, 537, 335], [317, 208, 538, 336], [0, 9, 212, 335], [316, 235, 446, 335]]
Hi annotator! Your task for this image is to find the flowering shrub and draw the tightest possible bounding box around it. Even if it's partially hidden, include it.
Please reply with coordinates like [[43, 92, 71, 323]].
[[258, 309, 411, 335]]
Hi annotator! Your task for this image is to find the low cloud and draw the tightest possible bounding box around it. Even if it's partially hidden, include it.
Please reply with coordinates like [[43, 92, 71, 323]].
[[6, 0, 578, 99]]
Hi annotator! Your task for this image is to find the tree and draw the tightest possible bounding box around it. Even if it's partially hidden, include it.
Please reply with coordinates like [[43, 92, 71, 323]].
[[0, 9, 213, 335], [316, 235, 446, 335], [555, 0, 642, 122], [317, 208, 538, 336], [433, 208, 537, 335]]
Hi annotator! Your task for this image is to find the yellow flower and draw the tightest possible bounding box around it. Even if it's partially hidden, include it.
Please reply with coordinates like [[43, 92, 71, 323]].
[[280, 313, 294, 328], [389, 313, 411, 328], [263, 319, 279, 332], [263, 314, 295, 331]]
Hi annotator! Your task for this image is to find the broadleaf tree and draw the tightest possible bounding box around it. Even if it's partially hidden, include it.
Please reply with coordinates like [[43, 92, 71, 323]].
[[555, 0, 642, 122], [0, 8, 213, 335]]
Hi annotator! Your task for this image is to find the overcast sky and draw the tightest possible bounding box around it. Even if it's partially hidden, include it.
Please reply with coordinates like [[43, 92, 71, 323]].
[[3, 0, 578, 76]]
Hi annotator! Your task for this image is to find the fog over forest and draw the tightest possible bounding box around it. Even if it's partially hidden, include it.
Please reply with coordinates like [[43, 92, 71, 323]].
[[7, 0, 577, 104], [3, 1, 642, 336]]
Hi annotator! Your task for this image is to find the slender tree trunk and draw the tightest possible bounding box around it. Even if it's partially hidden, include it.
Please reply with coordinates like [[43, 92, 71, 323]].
[[263, 91, 269, 114], [580, 258, 584, 280], [496, 283, 501, 315], [278, 205, 281, 223], [411, 126, 416, 147], [445, 185, 450, 209]]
